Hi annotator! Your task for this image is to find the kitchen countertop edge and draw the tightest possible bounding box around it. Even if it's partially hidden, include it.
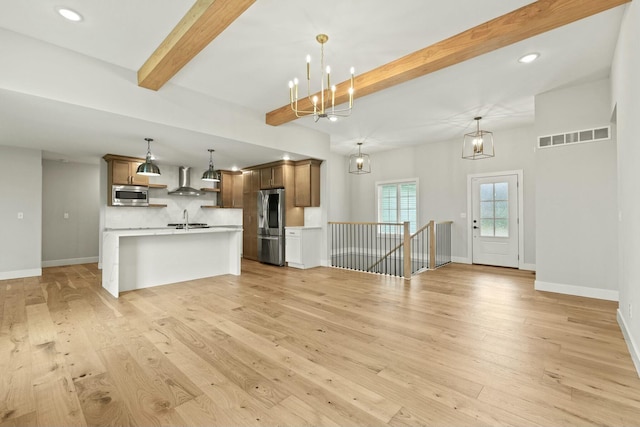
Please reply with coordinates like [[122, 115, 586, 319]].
[[104, 226, 242, 237]]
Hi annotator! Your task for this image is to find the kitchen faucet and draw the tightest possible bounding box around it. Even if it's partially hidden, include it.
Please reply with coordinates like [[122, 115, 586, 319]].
[[183, 209, 189, 230]]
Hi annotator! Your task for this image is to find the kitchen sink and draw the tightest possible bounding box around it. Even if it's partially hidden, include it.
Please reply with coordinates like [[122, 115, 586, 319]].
[[167, 223, 210, 229]]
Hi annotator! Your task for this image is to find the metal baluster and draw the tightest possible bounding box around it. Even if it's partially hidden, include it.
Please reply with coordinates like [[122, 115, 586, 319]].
[[330, 224, 333, 266], [359, 223, 362, 272]]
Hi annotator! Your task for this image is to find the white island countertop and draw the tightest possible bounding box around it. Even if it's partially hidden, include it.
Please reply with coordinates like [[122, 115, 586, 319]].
[[102, 225, 242, 297]]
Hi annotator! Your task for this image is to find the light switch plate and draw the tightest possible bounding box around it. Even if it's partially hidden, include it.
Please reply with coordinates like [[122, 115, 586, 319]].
[[17, 212, 24, 219]]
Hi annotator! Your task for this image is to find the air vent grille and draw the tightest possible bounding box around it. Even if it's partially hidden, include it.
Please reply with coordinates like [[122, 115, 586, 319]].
[[538, 126, 610, 149]]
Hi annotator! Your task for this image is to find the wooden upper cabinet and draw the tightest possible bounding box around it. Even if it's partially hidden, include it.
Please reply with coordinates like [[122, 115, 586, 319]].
[[242, 171, 251, 194], [111, 159, 132, 185], [251, 170, 261, 192], [104, 154, 149, 186], [218, 170, 243, 208], [260, 165, 284, 189], [294, 159, 321, 207]]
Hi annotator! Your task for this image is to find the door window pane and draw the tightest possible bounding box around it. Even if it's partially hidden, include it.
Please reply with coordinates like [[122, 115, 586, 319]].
[[480, 184, 493, 201], [494, 201, 508, 219], [495, 219, 509, 237], [494, 182, 508, 200], [477, 181, 509, 238], [480, 219, 494, 237], [480, 201, 494, 218]]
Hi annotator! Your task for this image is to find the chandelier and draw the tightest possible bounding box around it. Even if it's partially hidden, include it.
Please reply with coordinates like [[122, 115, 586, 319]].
[[349, 142, 371, 174], [462, 117, 495, 160], [288, 34, 354, 122]]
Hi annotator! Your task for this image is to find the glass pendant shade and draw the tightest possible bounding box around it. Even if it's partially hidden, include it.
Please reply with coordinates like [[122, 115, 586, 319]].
[[202, 149, 220, 182], [137, 138, 161, 176], [462, 117, 495, 160], [349, 142, 371, 174]]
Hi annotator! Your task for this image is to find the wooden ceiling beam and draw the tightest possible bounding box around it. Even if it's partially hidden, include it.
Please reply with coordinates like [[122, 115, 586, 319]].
[[266, 0, 630, 126], [138, 0, 255, 91]]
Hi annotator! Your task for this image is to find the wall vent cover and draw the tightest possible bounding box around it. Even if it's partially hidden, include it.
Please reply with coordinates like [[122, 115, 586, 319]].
[[538, 126, 610, 149]]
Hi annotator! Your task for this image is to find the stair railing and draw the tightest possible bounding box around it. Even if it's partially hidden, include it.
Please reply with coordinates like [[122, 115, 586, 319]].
[[328, 220, 453, 280]]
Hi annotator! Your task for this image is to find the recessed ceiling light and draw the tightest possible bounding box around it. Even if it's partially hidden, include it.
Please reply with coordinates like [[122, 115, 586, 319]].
[[282, 154, 291, 161], [231, 166, 239, 172], [518, 53, 540, 64], [56, 7, 83, 22]]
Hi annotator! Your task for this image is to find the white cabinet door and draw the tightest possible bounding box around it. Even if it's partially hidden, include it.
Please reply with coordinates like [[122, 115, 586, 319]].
[[285, 227, 321, 269], [286, 232, 301, 264]]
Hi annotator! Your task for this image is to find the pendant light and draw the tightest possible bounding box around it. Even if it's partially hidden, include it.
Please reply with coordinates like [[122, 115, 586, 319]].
[[201, 149, 220, 182], [349, 142, 371, 174], [462, 117, 495, 160], [136, 138, 161, 176]]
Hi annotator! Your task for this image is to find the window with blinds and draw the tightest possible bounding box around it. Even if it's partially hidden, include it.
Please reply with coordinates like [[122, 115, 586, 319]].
[[377, 181, 417, 234]]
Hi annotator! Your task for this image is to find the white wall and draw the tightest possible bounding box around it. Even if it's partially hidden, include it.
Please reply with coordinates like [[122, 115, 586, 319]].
[[534, 79, 618, 301], [0, 146, 42, 279], [347, 126, 537, 265], [611, 1, 640, 375], [42, 160, 100, 266], [327, 152, 351, 222]]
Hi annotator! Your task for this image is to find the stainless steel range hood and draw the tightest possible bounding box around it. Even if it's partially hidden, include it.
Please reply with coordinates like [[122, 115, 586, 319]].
[[168, 166, 203, 196]]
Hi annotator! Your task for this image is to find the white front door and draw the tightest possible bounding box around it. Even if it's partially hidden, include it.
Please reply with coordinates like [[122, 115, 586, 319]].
[[471, 174, 519, 268]]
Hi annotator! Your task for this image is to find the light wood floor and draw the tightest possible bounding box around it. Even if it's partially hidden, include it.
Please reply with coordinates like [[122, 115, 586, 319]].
[[1, 261, 639, 426]]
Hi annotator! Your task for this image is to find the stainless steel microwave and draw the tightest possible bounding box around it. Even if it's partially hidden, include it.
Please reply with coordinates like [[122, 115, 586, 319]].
[[112, 185, 149, 206]]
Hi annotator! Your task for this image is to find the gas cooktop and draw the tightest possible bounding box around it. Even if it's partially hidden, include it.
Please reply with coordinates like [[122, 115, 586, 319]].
[[167, 223, 210, 229]]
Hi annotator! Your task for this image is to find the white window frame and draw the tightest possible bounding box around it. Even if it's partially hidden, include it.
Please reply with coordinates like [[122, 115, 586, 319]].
[[375, 178, 419, 235]]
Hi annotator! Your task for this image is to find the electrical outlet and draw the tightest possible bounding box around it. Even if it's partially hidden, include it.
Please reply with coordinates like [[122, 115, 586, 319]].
[[17, 212, 23, 219], [64, 213, 69, 219]]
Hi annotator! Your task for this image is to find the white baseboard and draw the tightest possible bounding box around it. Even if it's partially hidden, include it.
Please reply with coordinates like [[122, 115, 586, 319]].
[[452, 257, 535, 272], [42, 256, 99, 268], [534, 280, 619, 301], [0, 268, 42, 280], [617, 309, 640, 378]]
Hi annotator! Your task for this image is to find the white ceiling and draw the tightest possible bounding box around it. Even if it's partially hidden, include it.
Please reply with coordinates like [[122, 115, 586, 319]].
[[0, 0, 626, 167]]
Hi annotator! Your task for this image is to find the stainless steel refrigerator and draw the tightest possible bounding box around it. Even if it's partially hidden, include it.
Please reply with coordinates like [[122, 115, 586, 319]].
[[257, 188, 285, 266]]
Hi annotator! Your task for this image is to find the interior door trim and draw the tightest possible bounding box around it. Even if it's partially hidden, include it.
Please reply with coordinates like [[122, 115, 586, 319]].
[[466, 170, 525, 269]]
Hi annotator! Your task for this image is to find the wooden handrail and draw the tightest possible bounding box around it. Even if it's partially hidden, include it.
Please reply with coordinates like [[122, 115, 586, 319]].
[[367, 241, 405, 272], [367, 221, 433, 272], [410, 221, 432, 238]]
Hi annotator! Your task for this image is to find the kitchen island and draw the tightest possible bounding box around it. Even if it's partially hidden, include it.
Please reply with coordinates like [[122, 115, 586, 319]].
[[102, 226, 242, 298]]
